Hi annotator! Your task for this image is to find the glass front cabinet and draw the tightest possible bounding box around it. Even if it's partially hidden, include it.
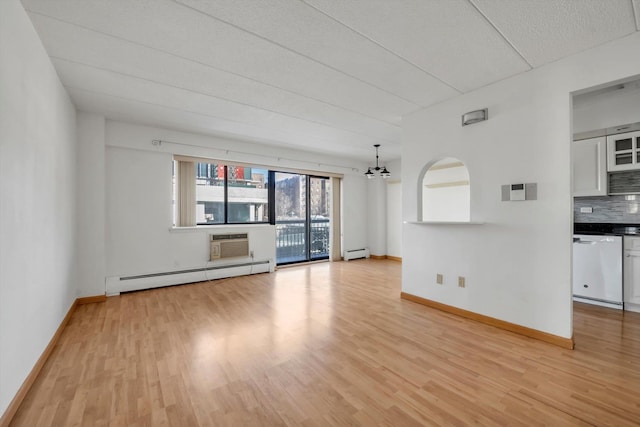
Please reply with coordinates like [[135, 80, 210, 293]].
[[607, 131, 640, 171]]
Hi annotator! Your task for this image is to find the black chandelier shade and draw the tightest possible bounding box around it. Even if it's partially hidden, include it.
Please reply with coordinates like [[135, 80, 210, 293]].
[[365, 144, 390, 179]]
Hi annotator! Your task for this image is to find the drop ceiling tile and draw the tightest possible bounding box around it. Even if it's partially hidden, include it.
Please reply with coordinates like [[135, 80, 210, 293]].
[[69, 87, 390, 162], [472, 0, 637, 67], [304, 0, 531, 92], [176, 0, 459, 107], [54, 59, 395, 153], [29, 13, 400, 142], [22, 0, 417, 121]]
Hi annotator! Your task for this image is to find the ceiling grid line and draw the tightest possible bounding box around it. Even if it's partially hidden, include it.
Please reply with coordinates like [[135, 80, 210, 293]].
[[21, 0, 640, 162], [170, 0, 422, 108], [64, 84, 278, 128], [64, 85, 390, 152], [25, 9, 402, 127], [467, 0, 533, 69], [51, 56, 399, 142], [298, 0, 462, 94]]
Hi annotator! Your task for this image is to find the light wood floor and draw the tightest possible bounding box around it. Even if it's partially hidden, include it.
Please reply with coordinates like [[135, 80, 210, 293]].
[[10, 259, 640, 426]]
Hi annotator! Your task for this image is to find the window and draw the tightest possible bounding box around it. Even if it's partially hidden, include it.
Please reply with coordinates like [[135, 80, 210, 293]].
[[227, 165, 269, 224], [174, 157, 270, 226], [196, 161, 225, 224]]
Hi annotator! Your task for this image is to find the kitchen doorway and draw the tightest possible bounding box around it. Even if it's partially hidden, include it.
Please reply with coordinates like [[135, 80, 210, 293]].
[[572, 75, 640, 315]]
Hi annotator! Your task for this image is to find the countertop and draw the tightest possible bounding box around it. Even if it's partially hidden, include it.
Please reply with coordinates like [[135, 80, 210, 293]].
[[574, 222, 640, 236]]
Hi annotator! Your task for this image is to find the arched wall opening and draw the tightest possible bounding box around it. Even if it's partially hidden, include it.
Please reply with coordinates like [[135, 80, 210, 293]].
[[418, 157, 470, 222]]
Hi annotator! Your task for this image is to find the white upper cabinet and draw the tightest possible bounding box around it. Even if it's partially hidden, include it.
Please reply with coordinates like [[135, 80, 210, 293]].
[[607, 130, 640, 172], [573, 136, 606, 196]]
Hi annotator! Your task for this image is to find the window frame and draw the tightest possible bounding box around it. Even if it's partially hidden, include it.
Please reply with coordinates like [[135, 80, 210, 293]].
[[174, 156, 274, 227]]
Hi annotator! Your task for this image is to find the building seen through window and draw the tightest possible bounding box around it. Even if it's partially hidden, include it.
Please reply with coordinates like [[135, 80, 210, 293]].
[[195, 163, 269, 224]]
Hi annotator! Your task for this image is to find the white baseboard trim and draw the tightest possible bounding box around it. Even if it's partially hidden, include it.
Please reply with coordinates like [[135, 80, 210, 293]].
[[106, 259, 273, 295]]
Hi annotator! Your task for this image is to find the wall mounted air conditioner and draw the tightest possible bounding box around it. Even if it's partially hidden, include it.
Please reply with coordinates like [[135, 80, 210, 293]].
[[210, 233, 249, 260]]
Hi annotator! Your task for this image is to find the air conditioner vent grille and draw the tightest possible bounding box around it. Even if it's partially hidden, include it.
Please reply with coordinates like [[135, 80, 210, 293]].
[[210, 233, 248, 241], [210, 234, 250, 260]]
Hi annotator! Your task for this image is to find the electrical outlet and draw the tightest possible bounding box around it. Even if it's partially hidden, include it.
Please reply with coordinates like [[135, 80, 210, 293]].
[[458, 276, 465, 288], [436, 274, 443, 284]]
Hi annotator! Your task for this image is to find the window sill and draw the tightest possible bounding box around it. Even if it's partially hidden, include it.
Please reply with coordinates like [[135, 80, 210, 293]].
[[170, 223, 274, 232]]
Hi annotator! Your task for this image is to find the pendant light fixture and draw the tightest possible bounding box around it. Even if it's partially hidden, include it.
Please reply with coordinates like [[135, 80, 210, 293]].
[[365, 144, 390, 179]]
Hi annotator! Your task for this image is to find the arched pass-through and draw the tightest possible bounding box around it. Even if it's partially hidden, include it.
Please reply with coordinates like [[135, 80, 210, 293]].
[[418, 157, 470, 222]]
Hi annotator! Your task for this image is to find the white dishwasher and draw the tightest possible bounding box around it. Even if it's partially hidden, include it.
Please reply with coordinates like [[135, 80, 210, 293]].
[[573, 234, 623, 309]]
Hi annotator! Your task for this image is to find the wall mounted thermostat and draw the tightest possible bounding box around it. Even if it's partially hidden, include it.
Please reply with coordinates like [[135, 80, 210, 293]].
[[510, 183, 526, 201], [501, 183, 537, 201]]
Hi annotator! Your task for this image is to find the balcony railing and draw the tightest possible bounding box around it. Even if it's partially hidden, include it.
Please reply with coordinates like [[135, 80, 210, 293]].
[[276, 219, 329, 263]]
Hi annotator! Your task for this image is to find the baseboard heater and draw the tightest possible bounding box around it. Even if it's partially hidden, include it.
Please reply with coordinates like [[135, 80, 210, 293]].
[[344, 248, 370, 261], [105, 260, 272, 296]]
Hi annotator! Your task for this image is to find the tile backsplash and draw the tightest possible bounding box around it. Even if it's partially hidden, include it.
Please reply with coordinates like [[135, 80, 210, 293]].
[[575, 195, 640, 223]]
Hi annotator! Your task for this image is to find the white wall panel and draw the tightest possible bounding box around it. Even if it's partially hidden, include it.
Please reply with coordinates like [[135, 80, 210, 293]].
[[403, 32, 640, 339], [76, 113, 106, 297], [104, 121, 369, 278], [573, 84, 640, 134], [0, 0, 77, 415]]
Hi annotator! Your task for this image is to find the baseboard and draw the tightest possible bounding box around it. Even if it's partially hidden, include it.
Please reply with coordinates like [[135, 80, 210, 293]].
[[400, 292, 574, 350], [77, 295, 107, 305], [106, 261, 271, 295], [0, 294, 106, 427], [369, 255, 402, 262]]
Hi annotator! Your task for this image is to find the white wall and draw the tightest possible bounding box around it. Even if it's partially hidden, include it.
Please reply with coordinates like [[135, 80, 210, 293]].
[[367, 177, 387, 256], [0, 0, 77, 416], [366, 158, 401, 257], [573, 83, 640, 133], [103, 121, 369, 283], [402, 32, 640, 339], [386, 182, 402, 258], [341, 174, 368, 253], [76, 113, 106, 296], [385, 158, 402, 258]]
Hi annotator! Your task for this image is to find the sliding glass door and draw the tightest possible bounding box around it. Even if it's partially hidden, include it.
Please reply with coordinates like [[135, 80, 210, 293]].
[[274, 173, 330, 265], [309, 176, 330, 260]]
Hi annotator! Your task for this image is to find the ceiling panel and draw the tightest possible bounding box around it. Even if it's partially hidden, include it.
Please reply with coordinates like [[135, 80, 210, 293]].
[[19, 0, 640, 162], [303, 0, 531, 92], [53, 59, 397, 154], [471, 0, 637, 67], [23, 0, 417, 122], [176, 0, 459, 107], [68, 87, 376, 164], [29, 13, 400, 142]]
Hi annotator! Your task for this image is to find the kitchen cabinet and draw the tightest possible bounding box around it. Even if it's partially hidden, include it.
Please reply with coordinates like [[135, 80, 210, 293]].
[[624, 236, 640, 309], [573, 136, 606, 196], [607, 130, 640, 171]]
